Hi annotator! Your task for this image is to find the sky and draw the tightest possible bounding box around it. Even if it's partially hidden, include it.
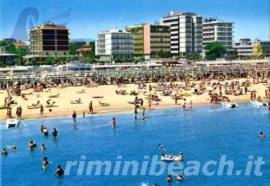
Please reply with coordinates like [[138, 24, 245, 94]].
[[0, 0, 269, 42]]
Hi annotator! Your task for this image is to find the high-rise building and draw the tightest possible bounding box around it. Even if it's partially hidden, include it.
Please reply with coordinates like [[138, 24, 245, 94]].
[[203, 18, 234, 48], [95, 28, 133, 62], [29, 23, 69, 56], [126, 24, 171, 58], [160, 11, 203, 57]]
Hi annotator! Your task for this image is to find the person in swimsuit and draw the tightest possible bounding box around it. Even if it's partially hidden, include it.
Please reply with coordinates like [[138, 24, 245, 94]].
[[112, 117, 116, 127], [142, 107, 146, 120], [72, 111, 77, 123], [52, 128, 58, 138], [259, 132, 265, 138], [11, 145, 17, 151], [41, 144, 46, 151], [42, 157, 49, 170], [43, 127, 48, 136], [54, 165, 64, 176], [2, 148, 8, 156]]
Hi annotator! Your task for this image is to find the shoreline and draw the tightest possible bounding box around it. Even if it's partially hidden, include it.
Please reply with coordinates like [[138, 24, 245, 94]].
[[1, 78, 269, 122], [1, 98, 255, 122]]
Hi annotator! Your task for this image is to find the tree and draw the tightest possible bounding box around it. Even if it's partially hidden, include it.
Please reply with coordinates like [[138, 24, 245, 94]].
[[31, 58, 37, 66], [253, 43, 263, 59], [54, 57, 60, 64], [14, 58, 20, 66], [186, 53, 202, 61], [204, 41, 226, 60], [0, 61, 4, 67], [45, 57, 53, 65], [6, 44, 17, 54], [0, 40, 6, 46], [88, 41, 95, 59], [17, 48, 27, 57], [138, 57, 145, 62]]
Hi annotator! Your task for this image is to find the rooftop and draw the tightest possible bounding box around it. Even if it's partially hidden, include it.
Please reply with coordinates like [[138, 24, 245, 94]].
[[32, 23, 68, 31]]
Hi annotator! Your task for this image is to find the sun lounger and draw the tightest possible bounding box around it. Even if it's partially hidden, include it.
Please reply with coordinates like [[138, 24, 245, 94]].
[[48, 94, 60, 98], [98, 101, 110, 106], [92, 96, 104, 98], [45, 104, 58, 108], [27, 105, 40, 109]]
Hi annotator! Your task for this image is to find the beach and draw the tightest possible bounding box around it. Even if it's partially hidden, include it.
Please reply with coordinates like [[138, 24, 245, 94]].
[[1, 77, 269, 121]]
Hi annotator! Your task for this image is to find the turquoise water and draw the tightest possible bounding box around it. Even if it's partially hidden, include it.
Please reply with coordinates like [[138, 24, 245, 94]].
[[1, 104, 270, 186]]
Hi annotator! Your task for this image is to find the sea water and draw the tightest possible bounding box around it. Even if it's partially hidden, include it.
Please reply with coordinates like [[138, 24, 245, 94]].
[[1, 103, 270, 186]]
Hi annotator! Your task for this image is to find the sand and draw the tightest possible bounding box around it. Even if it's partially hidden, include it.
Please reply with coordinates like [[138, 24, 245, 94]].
[[0, 78, 269, 121]]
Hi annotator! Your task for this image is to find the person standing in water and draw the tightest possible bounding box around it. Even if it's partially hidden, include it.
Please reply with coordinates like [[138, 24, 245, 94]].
[[2, 148, 8, 156], [134, 108, 138, 119], [259, 132, 265, 138], [41, 144, 46, 151], [42, 157, 49, 170], [142, 107, 146, 120], [52, 128, 58, 138], [72, 111, 77, 123], [54, 165, 64, 176], [112, 117, 116, 127], [43, 127, 49, 136]]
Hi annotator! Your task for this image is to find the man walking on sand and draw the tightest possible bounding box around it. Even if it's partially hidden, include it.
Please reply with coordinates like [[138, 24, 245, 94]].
[[40, 104, 44, 116], [89, 101, 93, 114]]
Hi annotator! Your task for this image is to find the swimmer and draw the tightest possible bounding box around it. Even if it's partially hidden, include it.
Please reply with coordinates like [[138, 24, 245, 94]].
[[43, 127, 48, 136], [42, 157, 49, 170], [40, 125, 44, 132], [112, 117, 116, 127], [178, 152, 183, 161], [259, 132, 265, 138], [176, 173, 184, 181], [11, 145, 17, 151], [167, 174, 173, 182], [52, 128, 58, 138], [2, 148, 8, 156], [158, 144, 166, 151], [28, 141, 34, 150], [33, 142, 38, 148], [54, 165, 64, 176], [41, 144, 46, 151]]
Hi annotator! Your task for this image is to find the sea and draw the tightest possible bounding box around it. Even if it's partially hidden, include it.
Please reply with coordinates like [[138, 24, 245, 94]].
[[1, 103, 270, 186]]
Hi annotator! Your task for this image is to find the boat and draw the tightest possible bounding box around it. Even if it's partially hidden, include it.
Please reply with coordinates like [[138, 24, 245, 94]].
[[222, 102, 238, 108], [6, 119, 20, 128], [161, 154, 182, 162], [250, 101, 268, 107]]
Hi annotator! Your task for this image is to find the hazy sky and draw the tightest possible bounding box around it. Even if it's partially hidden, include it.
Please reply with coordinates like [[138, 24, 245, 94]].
[[0, 0, 269, 42]]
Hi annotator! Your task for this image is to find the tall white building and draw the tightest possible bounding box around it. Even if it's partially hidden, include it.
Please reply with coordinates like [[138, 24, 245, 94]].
[[160, 11, 203, 57], [95, 28, 133, 62], [203, 18, 234, 48]]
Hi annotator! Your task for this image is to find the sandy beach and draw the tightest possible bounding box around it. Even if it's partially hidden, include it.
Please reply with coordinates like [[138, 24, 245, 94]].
[[0, 77, 269, 121]]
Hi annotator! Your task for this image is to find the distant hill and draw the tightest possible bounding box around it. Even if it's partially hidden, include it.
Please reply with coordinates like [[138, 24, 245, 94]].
[[70, 38, 94, 43]]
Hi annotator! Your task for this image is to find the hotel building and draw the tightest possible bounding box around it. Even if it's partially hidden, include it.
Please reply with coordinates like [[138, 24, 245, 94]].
[[203, 18, 234, 48], [126, 24, 171, 58], [29, 23, 69, 56], [160, 11, 203, 57], [95, 28, 133, 62], [232, 38, 270, 58]]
